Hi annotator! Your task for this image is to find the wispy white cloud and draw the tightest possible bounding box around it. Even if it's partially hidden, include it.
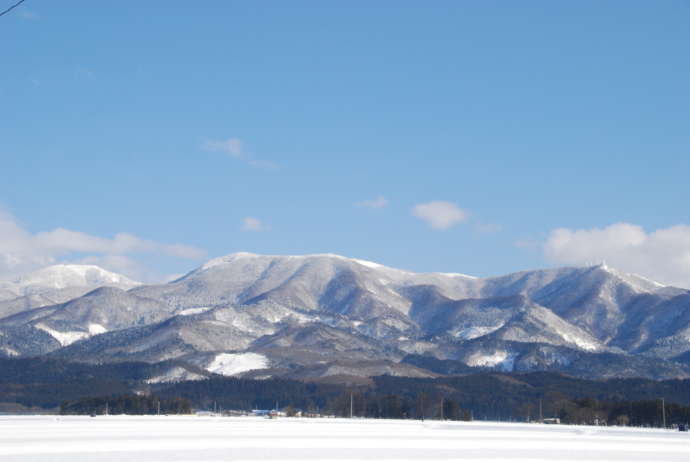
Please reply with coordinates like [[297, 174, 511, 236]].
[[0, 210, 206, 281], [204, 138, 243, 158], [241, 217, 268, 232], [30, 228, 204, 259], [543, 222, 690, 288], [412, 201, 467, 230], [203, 138, 278, 169], [356, 196, 389, 210]]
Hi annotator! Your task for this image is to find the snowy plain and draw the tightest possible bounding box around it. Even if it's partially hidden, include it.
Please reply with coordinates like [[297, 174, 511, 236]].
[[1, 415, 689, 461]]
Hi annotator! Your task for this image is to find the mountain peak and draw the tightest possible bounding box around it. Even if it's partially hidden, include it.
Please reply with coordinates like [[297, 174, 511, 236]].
[[198, 252, 392, 272], [200, 252, 260, 270], [588, 262, 666, 290], [12, 264, 140, 290]]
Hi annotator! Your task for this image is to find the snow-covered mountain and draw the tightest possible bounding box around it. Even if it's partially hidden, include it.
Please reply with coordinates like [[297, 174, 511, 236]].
[[9, 264, 139, 292], [1, 253, 690, 381], [0, 264, 141, 320]]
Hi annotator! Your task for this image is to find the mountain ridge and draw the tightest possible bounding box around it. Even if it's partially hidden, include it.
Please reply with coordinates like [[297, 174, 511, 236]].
[[1, 253, 688, 381], [0, 264, 142, 320]]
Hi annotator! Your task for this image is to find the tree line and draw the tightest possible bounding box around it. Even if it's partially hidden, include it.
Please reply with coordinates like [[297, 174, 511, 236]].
[[323, 391, 472, 420], [5, 357, 690, 426], [60, 394, 192, 415]]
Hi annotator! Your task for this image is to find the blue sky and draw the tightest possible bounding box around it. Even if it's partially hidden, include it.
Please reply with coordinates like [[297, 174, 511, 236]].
[[2, 1, 690, 285]]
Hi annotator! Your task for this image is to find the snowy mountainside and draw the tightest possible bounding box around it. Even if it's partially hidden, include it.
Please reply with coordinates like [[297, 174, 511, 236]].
[[0, 264, 141, 319], [0, 287, 171, 351], [2, 253, 690, 380], [11, 264, 140, 292]]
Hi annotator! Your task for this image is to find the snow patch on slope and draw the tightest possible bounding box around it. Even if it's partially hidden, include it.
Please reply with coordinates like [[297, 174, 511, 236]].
[[1, 346, 19, 356], [559, 331, 599, 351], [205, 352, 269, 376], [146, 366, 206, 384], [454, 324, 505, 340], [353, 259, 384, 269], [88, 323, 107, 335], [439, 272, 479, 280], [35, 323, 88, 346], [178, 307, 213, 316], [466, 350, 518, 371]]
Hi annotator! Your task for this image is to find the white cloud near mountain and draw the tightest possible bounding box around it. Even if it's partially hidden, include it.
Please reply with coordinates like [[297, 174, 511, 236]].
[[544, 222, 690, 288], [241, 217, 268, 232], [412, 201, 467, 230], [203, 137, 278, 169], [0, 210, 206, 281], [356, 196, 388, 209]]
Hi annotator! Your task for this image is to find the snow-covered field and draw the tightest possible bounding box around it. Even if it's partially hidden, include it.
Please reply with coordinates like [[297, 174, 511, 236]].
[[2, 415, 690, 461]]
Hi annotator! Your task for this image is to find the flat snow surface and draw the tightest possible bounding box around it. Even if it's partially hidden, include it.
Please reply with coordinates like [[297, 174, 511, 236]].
[[205, 352, 268, 376], [2, 416, 690, 461]]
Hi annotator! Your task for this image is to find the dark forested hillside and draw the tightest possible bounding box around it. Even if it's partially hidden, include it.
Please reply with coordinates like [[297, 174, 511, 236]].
[[0, 357, 181, 409], [4, 357, 690, 426]]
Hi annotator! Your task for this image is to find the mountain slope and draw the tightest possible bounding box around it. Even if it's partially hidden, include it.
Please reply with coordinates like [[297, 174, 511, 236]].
[[0, 265, 141, 319], [3, 253, 690, 380]]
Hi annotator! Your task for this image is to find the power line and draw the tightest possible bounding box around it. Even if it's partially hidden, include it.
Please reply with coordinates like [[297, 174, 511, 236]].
[[0, 0, 27, 18]]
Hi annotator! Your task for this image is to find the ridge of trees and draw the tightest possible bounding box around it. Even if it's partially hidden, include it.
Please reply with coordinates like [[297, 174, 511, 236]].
[[3, 357, 690, 425]]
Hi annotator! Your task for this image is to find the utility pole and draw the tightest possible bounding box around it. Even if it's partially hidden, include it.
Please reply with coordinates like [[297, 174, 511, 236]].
[[440, 397, 444, 421], [157, 400, 160, 416], [539, 399, 543, 423], [661, 398, 666, 429], [350, 393, 354, 418]]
